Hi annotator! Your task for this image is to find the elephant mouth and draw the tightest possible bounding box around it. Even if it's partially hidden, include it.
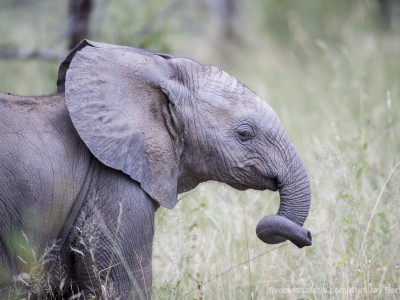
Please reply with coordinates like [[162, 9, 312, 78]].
[[263, 178, 279, 192], [230, 177, 278, 192], [253, 176, 279, 192]]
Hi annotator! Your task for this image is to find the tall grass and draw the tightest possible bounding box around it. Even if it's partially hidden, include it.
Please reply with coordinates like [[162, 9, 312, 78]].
[[1, 1, 399, 299], [153, 3, 400, 299]]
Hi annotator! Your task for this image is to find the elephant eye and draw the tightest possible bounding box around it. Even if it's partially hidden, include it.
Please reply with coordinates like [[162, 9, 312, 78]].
[[236, 126, 255, 142]]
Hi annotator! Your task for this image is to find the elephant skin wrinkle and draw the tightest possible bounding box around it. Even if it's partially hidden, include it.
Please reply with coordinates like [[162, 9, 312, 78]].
[[0, 40, 312, 299]]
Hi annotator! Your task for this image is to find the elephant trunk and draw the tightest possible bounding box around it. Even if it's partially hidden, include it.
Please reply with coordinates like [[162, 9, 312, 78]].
[[256, 146, 312, 248]]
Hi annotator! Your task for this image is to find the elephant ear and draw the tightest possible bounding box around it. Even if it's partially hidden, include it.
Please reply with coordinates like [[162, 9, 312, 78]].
[[57, 40, 184, 209]]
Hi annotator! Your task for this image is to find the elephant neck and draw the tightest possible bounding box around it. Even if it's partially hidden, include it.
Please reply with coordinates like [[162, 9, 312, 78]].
[[176, 148, 209, 194], [175, 112, 215, 194], [176, 166, 204, 194]]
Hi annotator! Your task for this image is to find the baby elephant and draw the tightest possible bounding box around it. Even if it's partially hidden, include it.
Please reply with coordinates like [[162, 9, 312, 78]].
[[0, 40, 311, 299]]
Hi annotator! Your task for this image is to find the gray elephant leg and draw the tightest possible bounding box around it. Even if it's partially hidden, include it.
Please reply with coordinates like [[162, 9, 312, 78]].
[[65, 168, 157, 299]]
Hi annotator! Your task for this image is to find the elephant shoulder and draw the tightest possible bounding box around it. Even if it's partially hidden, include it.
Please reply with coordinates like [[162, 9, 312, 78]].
[[0, 93, 74, 137], [0, 92, 90, 185], [0, 93, 93, 241], [0, 92, 64, 113]]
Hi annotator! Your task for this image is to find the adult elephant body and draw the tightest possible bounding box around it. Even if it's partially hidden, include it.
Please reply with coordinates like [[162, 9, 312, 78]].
[[0, 40, 311, 299]]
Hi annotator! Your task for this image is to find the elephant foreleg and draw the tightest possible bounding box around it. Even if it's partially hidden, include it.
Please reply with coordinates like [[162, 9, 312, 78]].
[[65, 176, 157, 299]]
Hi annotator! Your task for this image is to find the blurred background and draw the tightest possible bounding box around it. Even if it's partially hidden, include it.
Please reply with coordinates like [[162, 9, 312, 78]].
[[1, 0, 399, 298]]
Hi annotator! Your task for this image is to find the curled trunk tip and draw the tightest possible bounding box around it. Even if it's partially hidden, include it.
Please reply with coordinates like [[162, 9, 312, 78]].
[[256, 215, 312, 248]]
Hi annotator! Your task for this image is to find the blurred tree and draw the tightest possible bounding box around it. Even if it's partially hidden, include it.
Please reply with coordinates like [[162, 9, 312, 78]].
[[376, 0, 400, 30], [90, 0, 195, 52], [208, 0, 238, 41], [67, 0, 93, 49], [377, 0, 391, 30]]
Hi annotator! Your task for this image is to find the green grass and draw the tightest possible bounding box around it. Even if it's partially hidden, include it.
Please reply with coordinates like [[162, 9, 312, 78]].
[[1, 1, 399, 299], [152, 3, 400, 298]]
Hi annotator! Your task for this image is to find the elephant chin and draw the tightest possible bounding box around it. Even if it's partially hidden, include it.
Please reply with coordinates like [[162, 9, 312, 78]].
[[256, 215, 312, 248]]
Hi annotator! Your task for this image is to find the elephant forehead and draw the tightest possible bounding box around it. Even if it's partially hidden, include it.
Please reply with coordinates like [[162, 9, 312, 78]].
[[198, 78, 272, 113], [230, 95, 276, 121], [192, 90, 276, 130], [196, 84, 263, 111]]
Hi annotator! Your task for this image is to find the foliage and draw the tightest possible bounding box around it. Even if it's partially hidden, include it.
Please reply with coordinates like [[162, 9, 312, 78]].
[[90, 0, 204, 52], [1, 0, 400, 298]]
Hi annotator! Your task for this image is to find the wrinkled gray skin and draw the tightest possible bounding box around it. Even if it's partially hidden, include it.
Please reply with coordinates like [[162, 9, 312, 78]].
[[0, 40, 311, 299]]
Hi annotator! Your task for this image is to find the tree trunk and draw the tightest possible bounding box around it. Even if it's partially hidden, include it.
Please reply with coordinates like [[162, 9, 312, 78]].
[[68, 0, 93, 50]]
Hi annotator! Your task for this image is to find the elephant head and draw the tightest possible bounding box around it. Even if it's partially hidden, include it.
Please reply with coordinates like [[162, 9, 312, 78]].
[[58, 40, 312, 248]]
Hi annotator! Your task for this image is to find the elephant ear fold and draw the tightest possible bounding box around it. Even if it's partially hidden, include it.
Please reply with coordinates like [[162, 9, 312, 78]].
[[57, 40, 184, 209]]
